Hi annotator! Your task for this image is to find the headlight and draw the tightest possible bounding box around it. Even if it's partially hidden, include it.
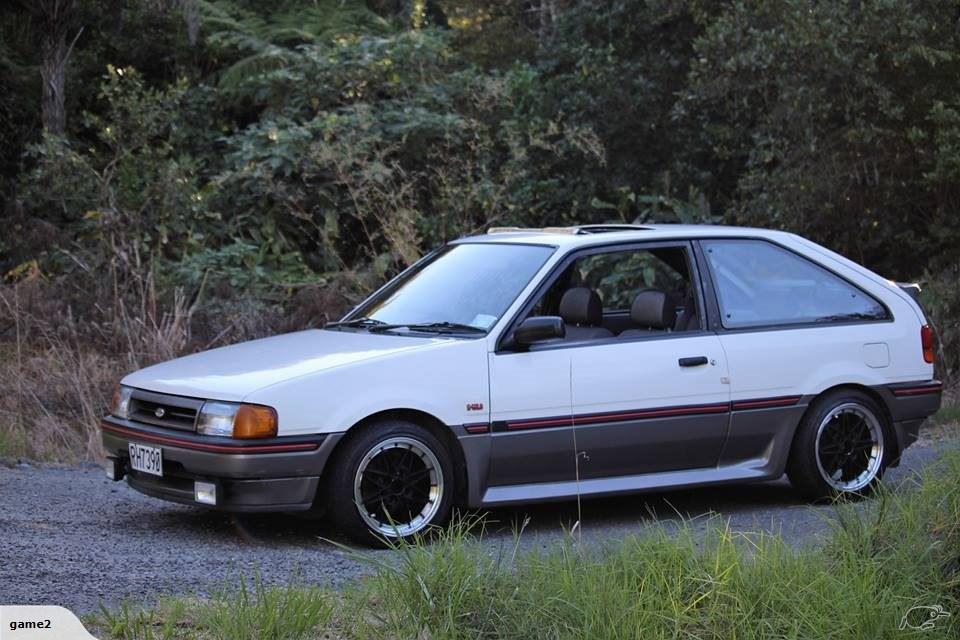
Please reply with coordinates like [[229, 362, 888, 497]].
[[197, 402, 278, 439], [196, 402, 238, 437], [111, 385, 134, 420]]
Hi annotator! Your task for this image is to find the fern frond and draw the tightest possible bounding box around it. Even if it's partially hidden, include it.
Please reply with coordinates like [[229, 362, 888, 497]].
[[197, 0, 391, 98], [216, 46, 301, 93]]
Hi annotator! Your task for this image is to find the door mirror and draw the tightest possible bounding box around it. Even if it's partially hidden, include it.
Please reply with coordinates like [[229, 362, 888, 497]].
[[513, 316, 565, 348]]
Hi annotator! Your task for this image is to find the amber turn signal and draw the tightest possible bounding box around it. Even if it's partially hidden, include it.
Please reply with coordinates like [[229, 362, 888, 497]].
[[233, 404, 278, 439]]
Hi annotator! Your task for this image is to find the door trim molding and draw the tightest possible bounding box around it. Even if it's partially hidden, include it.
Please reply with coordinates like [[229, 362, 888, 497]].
[[486, 395, 799, 433]]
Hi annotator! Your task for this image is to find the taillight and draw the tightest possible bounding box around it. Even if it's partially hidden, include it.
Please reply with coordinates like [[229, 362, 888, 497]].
[[921, 325, 935, 364]]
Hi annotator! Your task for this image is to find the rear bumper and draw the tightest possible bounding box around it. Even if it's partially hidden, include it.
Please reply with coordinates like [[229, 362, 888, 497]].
[[101, 418, 344, 512], [875, 381, 942, 465]]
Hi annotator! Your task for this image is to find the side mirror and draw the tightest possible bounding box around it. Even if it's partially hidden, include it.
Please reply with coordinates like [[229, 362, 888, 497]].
[[513, 316, 565, 348]]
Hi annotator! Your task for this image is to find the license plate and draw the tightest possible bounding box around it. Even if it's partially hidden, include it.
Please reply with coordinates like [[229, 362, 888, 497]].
[[128, 443, 163, 477]]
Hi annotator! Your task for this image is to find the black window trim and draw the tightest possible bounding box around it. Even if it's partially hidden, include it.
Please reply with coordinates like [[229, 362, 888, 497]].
[[692, 237, 893, 333], [494, 239, 710, 354]]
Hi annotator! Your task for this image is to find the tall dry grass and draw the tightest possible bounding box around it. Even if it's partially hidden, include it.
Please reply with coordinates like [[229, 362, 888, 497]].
[[0, 271, 191, 461], [0, 265, 354, 462]]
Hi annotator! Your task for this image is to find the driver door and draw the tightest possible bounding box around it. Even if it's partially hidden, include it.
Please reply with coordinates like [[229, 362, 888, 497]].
[[485, 241, 731, 491]]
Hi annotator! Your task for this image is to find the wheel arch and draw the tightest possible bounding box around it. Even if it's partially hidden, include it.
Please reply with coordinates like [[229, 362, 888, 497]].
[[325, 407, 470, 507], [784, 382, 897, 497], [799, 382, 898, 461]]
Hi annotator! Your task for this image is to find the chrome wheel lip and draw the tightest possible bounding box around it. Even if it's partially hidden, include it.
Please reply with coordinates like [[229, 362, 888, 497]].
[[814, 402, 884, 492], [353, 436, 443, 538]]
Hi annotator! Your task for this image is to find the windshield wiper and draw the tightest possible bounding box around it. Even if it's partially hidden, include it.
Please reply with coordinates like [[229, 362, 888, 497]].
[[369, 321, 486, 334], [324, 317, 389, 329]]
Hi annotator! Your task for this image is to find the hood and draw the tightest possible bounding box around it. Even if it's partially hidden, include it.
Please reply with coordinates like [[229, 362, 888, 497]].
[[122, 329, 445, 401]]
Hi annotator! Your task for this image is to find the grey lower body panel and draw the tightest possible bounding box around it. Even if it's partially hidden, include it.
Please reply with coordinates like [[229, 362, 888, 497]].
[[718, 403, 810, 477], [127, 473, 320, 512], [875, 382, 942, 423], [101, 418, 344, 512], [480, 461, 777, 507], [456, 431, 492, 508], [892, 419, 923, 457], [473, 401, 803, 508], [873, 381, 941, 466]]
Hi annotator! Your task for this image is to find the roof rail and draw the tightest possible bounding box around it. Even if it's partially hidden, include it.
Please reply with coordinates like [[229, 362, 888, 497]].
[[486, 224, 650, 235], [574, 224, 651, 234], [486, 226, 578, 235]]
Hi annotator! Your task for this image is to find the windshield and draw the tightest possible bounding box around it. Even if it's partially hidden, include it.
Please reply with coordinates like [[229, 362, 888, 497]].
[[343, 243, 554, 333]]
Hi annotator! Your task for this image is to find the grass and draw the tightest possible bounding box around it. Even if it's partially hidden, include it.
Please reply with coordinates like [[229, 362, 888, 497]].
[[87, 451, 960, 640], [933, 405, 960, 427], [0, 426, 28, 459], [921, 405, 960, 443], [88, 580, 334, 640]]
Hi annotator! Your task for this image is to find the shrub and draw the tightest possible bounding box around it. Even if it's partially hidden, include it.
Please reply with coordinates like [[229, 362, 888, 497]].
[[921, 266, 960, 384]]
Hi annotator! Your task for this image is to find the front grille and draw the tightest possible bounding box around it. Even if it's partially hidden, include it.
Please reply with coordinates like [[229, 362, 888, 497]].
[[129, 389, 204, 431]]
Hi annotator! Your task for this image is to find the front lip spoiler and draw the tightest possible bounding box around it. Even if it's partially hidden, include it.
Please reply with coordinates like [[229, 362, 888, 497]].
[[100, 421, 320, 454]]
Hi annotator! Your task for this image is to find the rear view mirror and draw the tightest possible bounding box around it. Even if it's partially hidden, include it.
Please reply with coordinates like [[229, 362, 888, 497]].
[[513, 316, 565, 347]]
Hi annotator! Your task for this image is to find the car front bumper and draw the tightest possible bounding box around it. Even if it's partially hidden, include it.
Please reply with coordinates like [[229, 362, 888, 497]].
[[101, 418, 344, 512]]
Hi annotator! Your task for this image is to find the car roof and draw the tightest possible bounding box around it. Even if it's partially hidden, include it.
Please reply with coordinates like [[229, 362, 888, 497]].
[[452, 224, 795, 248]]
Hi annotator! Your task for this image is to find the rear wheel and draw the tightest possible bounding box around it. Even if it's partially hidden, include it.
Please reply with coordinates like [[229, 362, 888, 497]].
[[327, 420, 454, 546], [787, 389, 890, 499]]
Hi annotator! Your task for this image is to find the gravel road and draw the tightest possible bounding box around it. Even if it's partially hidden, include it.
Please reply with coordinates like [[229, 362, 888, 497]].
[[0, 443, 948, 613]]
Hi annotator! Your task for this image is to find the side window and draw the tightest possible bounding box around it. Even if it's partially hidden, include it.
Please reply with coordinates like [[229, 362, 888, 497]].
[[576, 251, 684, 311], [701, 239, 887, 328], [528, 245, 700, 336]]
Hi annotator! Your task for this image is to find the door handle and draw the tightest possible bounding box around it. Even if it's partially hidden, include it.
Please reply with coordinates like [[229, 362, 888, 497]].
[[678, 356, 709, 367]]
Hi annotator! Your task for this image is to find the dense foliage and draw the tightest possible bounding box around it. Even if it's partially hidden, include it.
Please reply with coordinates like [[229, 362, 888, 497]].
[[1, 1, 959, 394], [5, 1, 960, 275]]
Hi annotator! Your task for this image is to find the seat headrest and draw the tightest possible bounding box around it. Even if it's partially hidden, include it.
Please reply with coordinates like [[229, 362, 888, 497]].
[[559, 287, 603, 326], [631, 289, 674, 330]]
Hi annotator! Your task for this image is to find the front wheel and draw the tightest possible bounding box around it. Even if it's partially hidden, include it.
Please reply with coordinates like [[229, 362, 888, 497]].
[[787, 390, 890, 499], [327, 420, 454, 546]]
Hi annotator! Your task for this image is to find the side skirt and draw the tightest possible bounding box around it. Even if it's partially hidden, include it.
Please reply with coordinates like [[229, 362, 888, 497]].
[[480, 461, 780, 507]]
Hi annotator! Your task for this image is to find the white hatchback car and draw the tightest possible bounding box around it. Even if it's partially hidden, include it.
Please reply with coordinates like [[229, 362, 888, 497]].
[[102, 225, 941, 544]]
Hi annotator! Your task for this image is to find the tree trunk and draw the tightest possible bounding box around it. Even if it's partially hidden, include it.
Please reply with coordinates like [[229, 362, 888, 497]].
[[537, 0, 560, 47], [40, 28, 67, 135], [31, 0, 80, 135]]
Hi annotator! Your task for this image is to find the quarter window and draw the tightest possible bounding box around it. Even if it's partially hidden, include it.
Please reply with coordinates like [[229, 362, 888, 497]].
[[702, 240, 887, 328]]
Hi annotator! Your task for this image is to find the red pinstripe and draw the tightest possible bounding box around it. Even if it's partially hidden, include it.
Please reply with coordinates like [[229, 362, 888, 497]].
[[731, 396, 802, 410], [505, 402, 730, 431], [101, 422, 318, 454], [892, 383, 942, 397]]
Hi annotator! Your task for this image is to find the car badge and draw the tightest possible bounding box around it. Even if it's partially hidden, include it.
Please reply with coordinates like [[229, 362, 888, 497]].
[[154, 407, 166, 418]]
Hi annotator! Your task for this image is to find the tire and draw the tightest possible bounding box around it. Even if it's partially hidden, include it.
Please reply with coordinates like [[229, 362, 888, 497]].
[[326, 419, 455, 547], [786, 389, 892, 500]]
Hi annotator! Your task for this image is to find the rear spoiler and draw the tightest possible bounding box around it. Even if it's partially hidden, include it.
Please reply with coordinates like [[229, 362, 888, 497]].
[[896, 282, 922, 303]]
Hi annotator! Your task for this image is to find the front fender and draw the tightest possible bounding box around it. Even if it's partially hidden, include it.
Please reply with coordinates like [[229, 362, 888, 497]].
[[243, 337, 490, 437]]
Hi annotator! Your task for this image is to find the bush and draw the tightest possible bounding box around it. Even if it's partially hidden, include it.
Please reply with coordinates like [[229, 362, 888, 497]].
[[684, 0, 960, 278], [921, 266, 960, 383]]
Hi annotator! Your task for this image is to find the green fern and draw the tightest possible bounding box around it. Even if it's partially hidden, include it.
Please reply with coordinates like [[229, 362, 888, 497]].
[[197, 0, 392, 95]]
